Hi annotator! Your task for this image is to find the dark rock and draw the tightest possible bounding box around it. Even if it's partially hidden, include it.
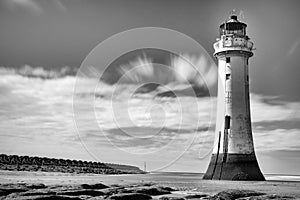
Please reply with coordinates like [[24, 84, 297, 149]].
[[100, 188, 129, 196], [81, 183, 109, 190], [26, 184, 47, 189], [3, 194, 82, 200], [0, 188, 28, 196], [108, 193, 152, 200], [236, 194, 294, 200], [32, 196, 82, 200], [129, 186, 171, 196], [184, 194, 209, 199], [57, 189, 105, 197], [109, 184, 124, 188], [20, 190, 56, 196], [211, 190, 265, 200]]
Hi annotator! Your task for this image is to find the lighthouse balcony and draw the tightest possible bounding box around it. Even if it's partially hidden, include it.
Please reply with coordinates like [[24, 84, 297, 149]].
[[214, 35, 253, 56]]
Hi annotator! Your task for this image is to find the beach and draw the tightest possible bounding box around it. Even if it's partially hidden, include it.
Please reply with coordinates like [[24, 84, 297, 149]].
[[0, 170, 299, 199]]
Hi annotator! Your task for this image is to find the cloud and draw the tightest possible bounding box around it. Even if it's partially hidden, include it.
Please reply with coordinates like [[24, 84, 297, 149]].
[[4, 0, 43, 15], [251, 94, 300, 122], [99, 126, 210, 149], [114, 53, 217, 90], [0, 65, 77, 79], [253, 120, 300, 131], [0, 65, 300, 171], [254, 129, 300, 152], [3, 0, 67, 14], [0, 66, 79, 158], [249, 94, 300, 153], [171, 54, 217, 88]]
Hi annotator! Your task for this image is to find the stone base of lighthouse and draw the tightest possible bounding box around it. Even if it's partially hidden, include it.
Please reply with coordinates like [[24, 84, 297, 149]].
[[203, 153, 265, 181]]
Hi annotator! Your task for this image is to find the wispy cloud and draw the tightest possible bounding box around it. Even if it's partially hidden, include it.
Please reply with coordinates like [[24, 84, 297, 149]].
[[0, 65, 299, 171], [3, 0, 67, 14], [251, 94, 300, 122], [253, 120, 300, 131], [250, 94, 300, 153], [4, 0, 43, 15], [116, 53, 217, 88], [0, 65, 77, 79], [254, 129, 300, 152]]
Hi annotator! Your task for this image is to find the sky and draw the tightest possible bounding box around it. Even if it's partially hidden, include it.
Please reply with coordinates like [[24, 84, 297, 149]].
[[0, 0, 300, 174]]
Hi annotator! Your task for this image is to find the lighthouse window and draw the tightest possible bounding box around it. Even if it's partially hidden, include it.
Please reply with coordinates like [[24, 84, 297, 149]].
[[226, 74, 231, 80], [225, 115, 231, 129], [226, 57, 230, 63]]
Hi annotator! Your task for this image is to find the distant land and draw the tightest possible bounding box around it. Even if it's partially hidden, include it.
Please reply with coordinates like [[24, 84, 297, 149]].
[[0, 154, 145, 175]]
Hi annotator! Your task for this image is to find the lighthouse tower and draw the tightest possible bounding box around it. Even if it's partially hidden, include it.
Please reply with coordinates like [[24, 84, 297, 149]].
[[203, 13, 265, 180]]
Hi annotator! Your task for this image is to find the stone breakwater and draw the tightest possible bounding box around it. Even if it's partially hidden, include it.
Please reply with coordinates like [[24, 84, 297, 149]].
[[0, 182, 295, 200], [0, 154, 145, 175]]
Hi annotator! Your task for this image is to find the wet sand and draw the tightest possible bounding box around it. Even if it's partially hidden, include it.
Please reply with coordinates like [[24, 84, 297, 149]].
[[0, 170, 299, 199]]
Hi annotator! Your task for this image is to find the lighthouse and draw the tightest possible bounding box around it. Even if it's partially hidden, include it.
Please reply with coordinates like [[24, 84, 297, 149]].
[[203, 13, 265, 180]]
